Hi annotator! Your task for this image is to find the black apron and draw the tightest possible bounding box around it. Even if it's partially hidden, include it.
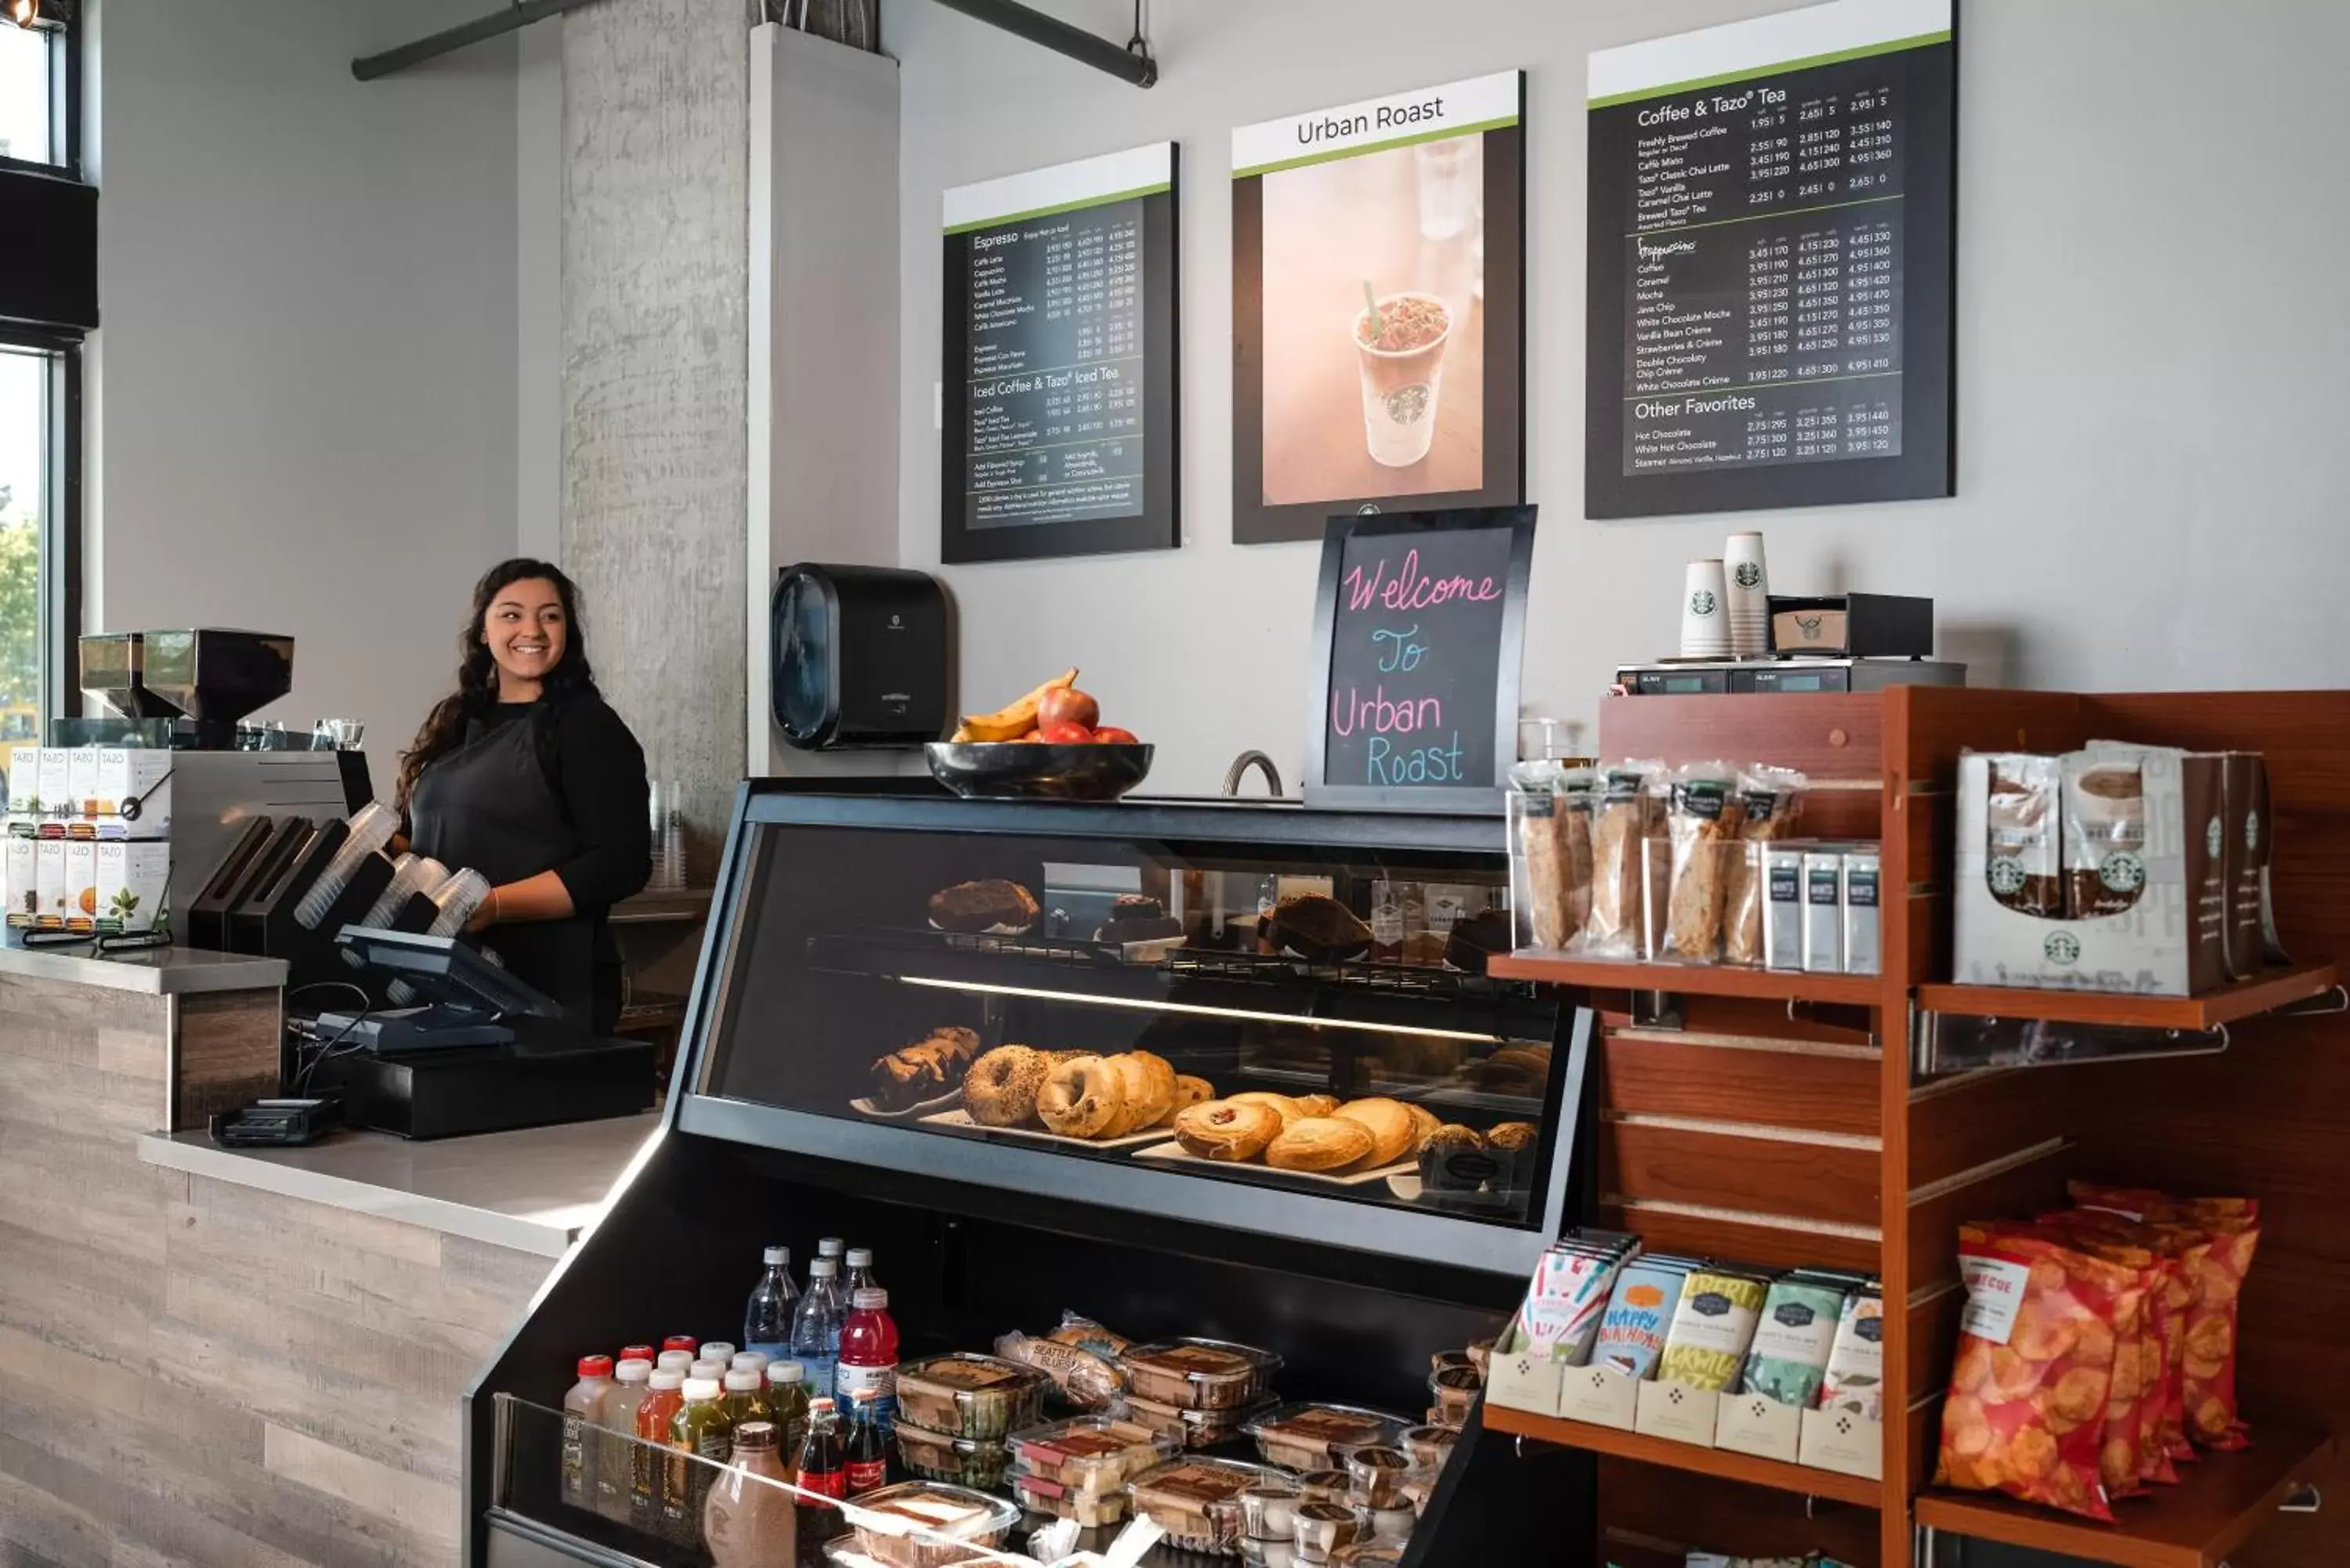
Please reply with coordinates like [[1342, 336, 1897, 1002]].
[[408, 708, 614, 1035]]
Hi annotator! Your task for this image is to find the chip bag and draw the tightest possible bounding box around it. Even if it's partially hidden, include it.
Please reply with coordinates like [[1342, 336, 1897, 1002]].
[[2030, 1213, 2167, 1493], [2072, 1183, 2261, 1451], [1939, 1223, 2146, 1521]]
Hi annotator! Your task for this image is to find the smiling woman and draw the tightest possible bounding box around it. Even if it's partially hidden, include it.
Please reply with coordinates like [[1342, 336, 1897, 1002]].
[[396, 559, 653, 1034]]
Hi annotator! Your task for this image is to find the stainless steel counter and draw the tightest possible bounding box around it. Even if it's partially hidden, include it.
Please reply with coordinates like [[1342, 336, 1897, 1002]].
[[137, 1112, 661, 1259], [0, 941, 287, 995]]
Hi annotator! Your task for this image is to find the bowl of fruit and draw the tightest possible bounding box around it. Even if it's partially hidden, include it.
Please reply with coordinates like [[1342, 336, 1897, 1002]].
[[925, 670, 1153, 801]]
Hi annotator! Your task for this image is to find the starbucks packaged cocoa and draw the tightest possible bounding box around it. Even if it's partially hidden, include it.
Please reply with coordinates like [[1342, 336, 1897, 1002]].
[[2062, 754, 2147, 919], [1983, 755, 2063, 918]]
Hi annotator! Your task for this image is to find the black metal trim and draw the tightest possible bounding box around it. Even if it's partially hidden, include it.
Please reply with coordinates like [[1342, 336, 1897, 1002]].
[[0, 328, 80, 728], [925, 0, 1155, 86], [350, 0, 604, 81]]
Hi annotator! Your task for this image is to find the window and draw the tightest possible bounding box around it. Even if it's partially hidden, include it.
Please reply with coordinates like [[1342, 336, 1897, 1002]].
[[0, 338, 72, 741], [0, 18, 69, 171]]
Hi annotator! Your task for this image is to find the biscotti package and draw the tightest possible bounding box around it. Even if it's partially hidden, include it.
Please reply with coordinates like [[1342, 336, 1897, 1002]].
[[1657, 1270, 1769, 1392], [1802, 850, 1843, 973], [1507, 764, 1596, 951], [1658, 764, 1743, 963], [1983, 753, 2063, 917], [3, 833, 34, 930], [1576, 762, 1661, 958], [1593, 1256, 1697, 1380], [1842, 849, 1881, 977], [1819, 1288, 1885, 1421], [2063, 753, 2147, 919], [1741, 1276, 1849, 1409], [1762, 846, 1806, 970], [1723, 765, 1806, 966]]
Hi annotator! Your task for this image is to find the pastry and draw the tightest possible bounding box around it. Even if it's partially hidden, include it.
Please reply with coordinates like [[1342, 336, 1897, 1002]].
[[1039, 1055, 1126, 1138], [928, 879, 1040, 934], [1266, 1117, 1376, 1172], [1403, 1102, 1442, 1152], [1097, 1054, 1165, 1136], [1486, 1122, 1538, 1151], [867, 1025, 980, 1111], [1127, 1050, 1180, 1127], [1264, 894, 1372, 960], [1294, 1093, 1340, 1118], [1332, 1097, 1415, 1166], [1423, 1124, 1485, 1151], [964, 1045, 1047, 1127], [1172, 1075, 1217, 1110], [1442, 907, 1513, 974], [1227, 1091, 1306, 1129], [1471, 1046, 1551, 1096], [1173, 1099, 1282, 1162], [1097, 894, 1185, 945]]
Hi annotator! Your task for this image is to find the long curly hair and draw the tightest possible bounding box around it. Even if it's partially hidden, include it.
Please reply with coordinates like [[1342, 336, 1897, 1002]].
[[396, 558, 602, 816]]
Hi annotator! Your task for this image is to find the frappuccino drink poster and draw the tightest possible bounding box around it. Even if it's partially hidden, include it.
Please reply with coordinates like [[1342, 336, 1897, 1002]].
[[1232, 71, 1527, 544]]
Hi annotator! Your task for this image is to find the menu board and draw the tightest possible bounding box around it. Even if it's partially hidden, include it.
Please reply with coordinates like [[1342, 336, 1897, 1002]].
[[942, 143, 1180, 562], [1305, 507, 1534, 813], [1585, 0, 1955, 519]]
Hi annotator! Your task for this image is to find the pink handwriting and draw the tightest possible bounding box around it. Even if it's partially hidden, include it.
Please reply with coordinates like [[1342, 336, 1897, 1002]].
[[1344, 549, 1503, 613]]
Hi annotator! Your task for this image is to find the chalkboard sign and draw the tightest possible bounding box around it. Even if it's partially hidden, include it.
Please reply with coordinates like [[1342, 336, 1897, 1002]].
[[1304, 506, 1535, 813]]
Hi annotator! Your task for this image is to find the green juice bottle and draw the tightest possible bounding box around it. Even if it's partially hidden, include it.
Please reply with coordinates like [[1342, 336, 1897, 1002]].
[[665, 1376, 734, 1546]]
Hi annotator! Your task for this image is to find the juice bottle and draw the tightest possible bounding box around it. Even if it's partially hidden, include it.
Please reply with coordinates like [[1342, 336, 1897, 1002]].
[[665, 1376, 732, 1545], [561, 1355, 614, 1510], [703, 1419, 797, 1568], [700, 1341, 737, 1365], [744, 1244, 799, 1361], [834, 1288, 899, 1440], [768, 1360, 812, 1472], [730, 1351, 771, 1379], [795, 1396, 846, 1555], [632, 1368, 685, 1531], [843, 1389, 888, 1496], [597, 1359, 652, 1523], [662, 1335, 699, 1357], [620, 1343, 656, 1365], [723, 1367, 772, 1431], [689, 1357, 729, 1387], [656, 1349, 695, 1377]]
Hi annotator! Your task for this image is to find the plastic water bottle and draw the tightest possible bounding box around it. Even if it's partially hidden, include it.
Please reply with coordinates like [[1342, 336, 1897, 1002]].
[[743, 1245, 798, 1360], [842, 1246, 880, 1299], [790, 1257, 842, 1396]]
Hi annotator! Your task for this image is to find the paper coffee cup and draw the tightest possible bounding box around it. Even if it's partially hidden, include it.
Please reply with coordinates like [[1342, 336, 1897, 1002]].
[[1681, 559, 1730, 657], [1726, 532, 1770, 656]]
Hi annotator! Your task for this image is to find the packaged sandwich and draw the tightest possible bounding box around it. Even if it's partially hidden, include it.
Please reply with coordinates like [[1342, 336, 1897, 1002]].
[[1575, 762, 1663, 958], [1982, 754, 2064, 917], [2062, 753, 2148, 919], [1656, 1270, 1769, 1392], [1658, 764, 1744, 963], [1723, 764, 1807, 966]]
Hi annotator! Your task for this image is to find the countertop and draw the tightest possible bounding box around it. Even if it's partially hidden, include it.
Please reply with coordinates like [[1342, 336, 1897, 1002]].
[[0, 941, 287, 995], [137, 1111, 661, 1258]]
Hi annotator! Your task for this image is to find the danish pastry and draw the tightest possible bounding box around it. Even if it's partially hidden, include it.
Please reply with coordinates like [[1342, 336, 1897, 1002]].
[[1173, 1075, 1217, 1110], [1267, 1117, 1376, 1172], [1227, 1091, 1306, 1129], [964, 1045, 1047, 1127], [1332, 1097, 1415, 1166], [1039, 1054, 1126, 1138], [1173, 1099, 1283, 1162]]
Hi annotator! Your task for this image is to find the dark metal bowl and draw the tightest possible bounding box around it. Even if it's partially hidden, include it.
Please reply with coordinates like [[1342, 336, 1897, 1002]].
[[924, 742, 1155, 801]]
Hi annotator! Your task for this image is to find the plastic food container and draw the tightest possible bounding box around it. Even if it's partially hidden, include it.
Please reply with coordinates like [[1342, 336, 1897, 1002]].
[[1239, 1539, 1296, 1568], [1295, 1470, 1350, 1504], [1342, 1447, 1411, 1509], [1238, 1483, 1303, 1541], [1013, 1469, 1129, 1529], [846, 1482, 1020, 1568], [1122, 1393, 1276, 1451], [1399, 1424, 1455, 1474], [1291, 1501, 1368, 1561], [1124, 1456, 1289, 1556], [1426, 1366, 1481, 1426], [1241, 1404, 1411, 1473], [1119, 1339, 1283, 1411], [1010, 1414, 1176, 1497], [1331, 1548, 1403, 1567], [895, 1353, 1052, 1440], [891, 1422, 1013, 1489]]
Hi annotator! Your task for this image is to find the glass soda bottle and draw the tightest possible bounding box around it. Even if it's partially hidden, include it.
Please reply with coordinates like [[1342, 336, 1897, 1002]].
[[598, 1359, 652, 1522], [835, 1287, 899, 1440], [744, 1245, 799, 1360], [562, 1355, 614, 1510], [843, 1389, 888, 1496], [666, 1376, 732, 1546], [795, 1396, 847, 1555], [790, 1257, 842, 1395], [632, 1368, 686, 1531]]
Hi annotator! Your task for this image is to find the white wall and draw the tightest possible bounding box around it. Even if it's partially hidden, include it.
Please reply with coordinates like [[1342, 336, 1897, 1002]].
[[88, 0, 520, 763], [891, 0, 2350, 796]]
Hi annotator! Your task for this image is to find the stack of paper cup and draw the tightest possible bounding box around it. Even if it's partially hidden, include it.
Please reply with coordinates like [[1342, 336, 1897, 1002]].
[[1680, 559, 1731, 657], [1726, 532, 1770, 657]]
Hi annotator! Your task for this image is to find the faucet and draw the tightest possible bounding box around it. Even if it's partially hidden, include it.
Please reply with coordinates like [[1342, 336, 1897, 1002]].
[[1222, 750, 1284, 798]]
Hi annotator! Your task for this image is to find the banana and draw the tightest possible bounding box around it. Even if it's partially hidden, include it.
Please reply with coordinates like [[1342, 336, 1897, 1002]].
[[957, 668, 1079, 742]]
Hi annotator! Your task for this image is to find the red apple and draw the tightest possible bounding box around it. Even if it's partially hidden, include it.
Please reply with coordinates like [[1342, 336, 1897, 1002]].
[[1039, 720, 1094, 745], [1092, 726, 1140, 745], [1038, 685, 1100, 731]]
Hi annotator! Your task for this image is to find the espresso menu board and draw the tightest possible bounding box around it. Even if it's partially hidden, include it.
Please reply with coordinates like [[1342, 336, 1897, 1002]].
[[1305, 508, 1534, 812], [1585, 0, 1955, 519], [942, 143, 1180, 563]]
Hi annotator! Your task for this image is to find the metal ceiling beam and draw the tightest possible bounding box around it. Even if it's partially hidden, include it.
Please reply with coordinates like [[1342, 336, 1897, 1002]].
[[924, 0, 1155, 87], [351, 0, 604, 81]]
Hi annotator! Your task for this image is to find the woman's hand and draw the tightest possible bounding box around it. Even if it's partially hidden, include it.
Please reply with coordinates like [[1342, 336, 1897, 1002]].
[[465, 871, 576, 931], [465, 887, 502, 933]]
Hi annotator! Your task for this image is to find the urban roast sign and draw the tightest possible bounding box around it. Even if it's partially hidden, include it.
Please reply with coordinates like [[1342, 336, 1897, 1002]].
[[1304, 505, 1535, 812]]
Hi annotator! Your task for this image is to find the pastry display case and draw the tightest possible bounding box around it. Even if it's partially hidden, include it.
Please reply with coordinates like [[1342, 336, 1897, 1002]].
[[462, 786, 1596, 1567]]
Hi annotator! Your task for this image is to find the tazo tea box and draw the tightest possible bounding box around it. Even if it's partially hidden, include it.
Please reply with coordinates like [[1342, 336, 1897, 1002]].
[[1762, 846, 1807, 970], [65, 748, 101, 828], [1842, 849, 1882, 976], [95, 841, 170, 936], [6, 744, 38, 817], [1802, 850, 1844, 973], [36, 749, 71, 833], [63, 840, 96, 933], [4, 834, 34, 930], [34, 840, 66, 929], [92, 749, 172, 835]]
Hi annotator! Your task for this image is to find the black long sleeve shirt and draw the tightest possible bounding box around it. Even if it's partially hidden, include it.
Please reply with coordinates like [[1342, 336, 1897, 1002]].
[[475, 693, 653, 914]]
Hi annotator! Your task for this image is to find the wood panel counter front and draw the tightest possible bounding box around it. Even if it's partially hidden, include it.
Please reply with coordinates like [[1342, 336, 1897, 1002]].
[[0, 946, 655, 1568]]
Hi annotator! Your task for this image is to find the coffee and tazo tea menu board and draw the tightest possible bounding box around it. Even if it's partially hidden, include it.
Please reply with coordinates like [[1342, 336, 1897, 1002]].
[[1585, 0, 1955, 519], [942, 143, 1180, 563]]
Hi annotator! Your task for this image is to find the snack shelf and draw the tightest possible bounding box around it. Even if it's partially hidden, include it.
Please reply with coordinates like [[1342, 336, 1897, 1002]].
[[1914, 959, 2340, 1032], [1913, 1420, 2334, 1568], [1486, 950, 1887, 1007], [1480, 1404, 1883, 1509]]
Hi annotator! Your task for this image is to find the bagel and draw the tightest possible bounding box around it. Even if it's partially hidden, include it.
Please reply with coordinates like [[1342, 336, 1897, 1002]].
[[1227, 1091, 1306, 1129], [1404, 1102, 1442, 1153], [1173, 1099, 1283, 1162], [964, 1045, 1047, 1127], [1127, 1050, 1180, 1128], [1172, 1075, 1217, 1111], [1266, 1116, 1376, 1172], [1294, 1094, 1340, 1118], [1332, 1097, 1415, 1166], [1038, 1054, 1125, 1139]]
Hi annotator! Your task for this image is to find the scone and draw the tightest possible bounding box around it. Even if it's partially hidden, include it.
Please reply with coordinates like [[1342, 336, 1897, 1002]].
[[1173, 1099, 1283, 1162], [1332, 1097, 1415, 1166], [1266, 1116, 1376, 1172]]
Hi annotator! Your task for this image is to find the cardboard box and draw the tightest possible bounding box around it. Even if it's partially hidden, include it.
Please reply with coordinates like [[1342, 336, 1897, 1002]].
[[63, 840, 96, 933], [34, 840, 66, 929], [1484, 1346, 1566, 1417], [92, 749, 172, 836], [95, 840, 170, 936], [1632, 1378, 1719, 1447], [5, 744, 37, 815], [1798, 1405, 1883, 1480], [66, 748, 100, 823], [1954, 748, 2227, 995], [1556, 1361, 1641, 1430], [1713, 1389, 1802, 1463], [1762, 846, 1806, 970], [3, 833, 34, 929], [1842, 850, 1881, 976], [1802, 850, 1843, 973], [37, 750, 70, 832]]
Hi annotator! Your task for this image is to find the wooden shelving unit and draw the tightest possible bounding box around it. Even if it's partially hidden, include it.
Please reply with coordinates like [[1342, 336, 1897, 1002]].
[[1914, 1422, 2334, 1568], [1915, 959, 2339, 1031], [1483, 1405, 1883, 1510], [1487, 951, 1885, 1006]]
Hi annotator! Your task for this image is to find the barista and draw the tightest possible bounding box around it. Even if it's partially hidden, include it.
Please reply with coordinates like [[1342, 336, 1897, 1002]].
[[395, 559, 651, 1035]]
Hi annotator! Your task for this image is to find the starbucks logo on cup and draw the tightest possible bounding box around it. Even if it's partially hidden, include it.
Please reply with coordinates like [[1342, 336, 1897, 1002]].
[[2044, 930, 2082, 966], [1988, 858, 2027, 896], [2207, 818, 2223, 858], [1689, 590, 1718, 617], [1734, 562, 1762, 589], [2100, 853, 2146, 894]]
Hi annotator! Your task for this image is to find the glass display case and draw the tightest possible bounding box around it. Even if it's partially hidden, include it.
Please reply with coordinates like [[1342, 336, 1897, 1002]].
[[679, 792, 1583, 1274]]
